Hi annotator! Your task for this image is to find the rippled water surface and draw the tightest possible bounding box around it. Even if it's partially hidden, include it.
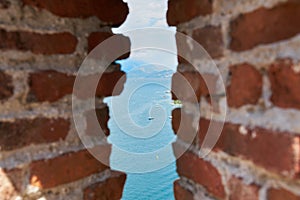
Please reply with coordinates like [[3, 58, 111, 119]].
[[105, 62, 179, 200]]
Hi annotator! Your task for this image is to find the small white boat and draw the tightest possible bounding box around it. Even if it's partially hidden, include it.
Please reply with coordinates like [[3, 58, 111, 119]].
[[148, 117, 154, 120]]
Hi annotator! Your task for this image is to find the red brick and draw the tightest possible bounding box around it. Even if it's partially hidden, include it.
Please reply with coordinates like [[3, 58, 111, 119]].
[[192, 26, 224, 59], [228, 177, 259, 200], [0, 71, 13, 100], [83, 173, 126, 200], [0, 29, 77, 54], [176, 31, 190, 64], [95, 70, 126, 97], [268, 59, 300, 109], [29, 70, 126, 102], [230, 2, 300, 51], [175, 150, 225, 199], [2, 169, 23, 193], [87, 32, 130, 60], [22, 0, 129, 27], [268, 188, 300, 200], [0, 0, 10, 9], [199, 119, 300, 178], [176, 28, 223, 63], [28, 70, 75, 102], [171, 71, 217, 102], [88, 32, 114, 53], [172, 108, 197, 144], [174, 180, 194, 200], [0, 169, 20, 200], [227, 63, 262, 108], [0, 118, 70, 151], [85, 107, 110, 137], [30, 148, 110, 189], [167, 0, 212, 26], [75, 70, 126, 99]]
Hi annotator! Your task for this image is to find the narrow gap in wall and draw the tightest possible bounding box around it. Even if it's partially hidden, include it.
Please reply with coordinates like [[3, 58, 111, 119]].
[[104, 0, 179, 199]]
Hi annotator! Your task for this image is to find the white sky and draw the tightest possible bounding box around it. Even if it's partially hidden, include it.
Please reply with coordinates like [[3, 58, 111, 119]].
[[112, 0, 178, 69]]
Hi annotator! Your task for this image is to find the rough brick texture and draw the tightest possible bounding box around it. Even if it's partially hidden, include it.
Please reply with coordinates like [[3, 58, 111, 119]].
[[29, 70, 126, 102], [173, 180, 194, 200], [170, 0, 300, 198], [0, 169, 22, 200], [172, 71, 217, 102], [0, 0, 10, 9], [88, 32, 130, 60], [83, 173, 126, 200], [88, 32, 114, 53], [199, 119, 300, 178], [74, 70, 126, 99], [268, 188, 300, 200], [0, 29, 77, 54], [30, 149, 109, 189], [0, 0, 129, 198], [0, 71, 13, 100], [176, 28, 224, 64], [175, 150, 225, 199], [4, 0, 300, 199], [268, 59, 300, 109], [22, 0, 129, 27], [28, 70, 75, 102], [171, 108, 196, 144], [230, 1, 300, 51], [227, 63, 263, 108], [167, 0, 212, 26], [192, 26, 224, 58], [0, 118, 70, 151], [228, 177, 260, 200], [85, 107, 110, 137]]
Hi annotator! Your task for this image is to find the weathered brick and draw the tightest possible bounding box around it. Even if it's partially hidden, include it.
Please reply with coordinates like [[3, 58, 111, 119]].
[[0, 71, 13, 100], [83, 173, 126, 200], [230, 2, 300, 51], [29, 70, 126, 102], [95, 70, 126, 97], [172, 108, 197, 144], [171, 71, 217, 102], [85, 107, 110, 137], [74, 71, 126, 99], [227, 63, 262, 108], [30, 148, 110, 189], [2, 169, 23, 193], [88, 32, 114, 53], [28, 70, 75, 102], [228, 177, 260, 200], [0, 29, 77, 54], [0, 118, 70, 151], [22, 0, 129, 27], [174, 180, 194, 200], [175, 149, 225, 199], [199, 119, 300, 178], [0, 169, 22, 200], [87, 32, 130, 60], [0, 0, 10, 9], [176, 28, 223, 64], [167, 0, 213, 26], [268, 59, 300, 109], [192, 26, 224, 58], [268, 188, 300, 200]]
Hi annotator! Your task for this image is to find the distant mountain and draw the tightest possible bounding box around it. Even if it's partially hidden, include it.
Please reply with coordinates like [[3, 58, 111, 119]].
[[117, 59, 174, 79]]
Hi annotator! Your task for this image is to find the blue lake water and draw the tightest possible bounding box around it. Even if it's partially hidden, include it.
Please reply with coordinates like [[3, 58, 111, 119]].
[[104, 61, 179, 200]]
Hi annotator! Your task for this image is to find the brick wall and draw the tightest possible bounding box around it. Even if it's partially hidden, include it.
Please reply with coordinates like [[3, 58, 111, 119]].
[[168, 0, 300, 199], [0, 0, 130, 199], [2, 0, 300, 199]]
